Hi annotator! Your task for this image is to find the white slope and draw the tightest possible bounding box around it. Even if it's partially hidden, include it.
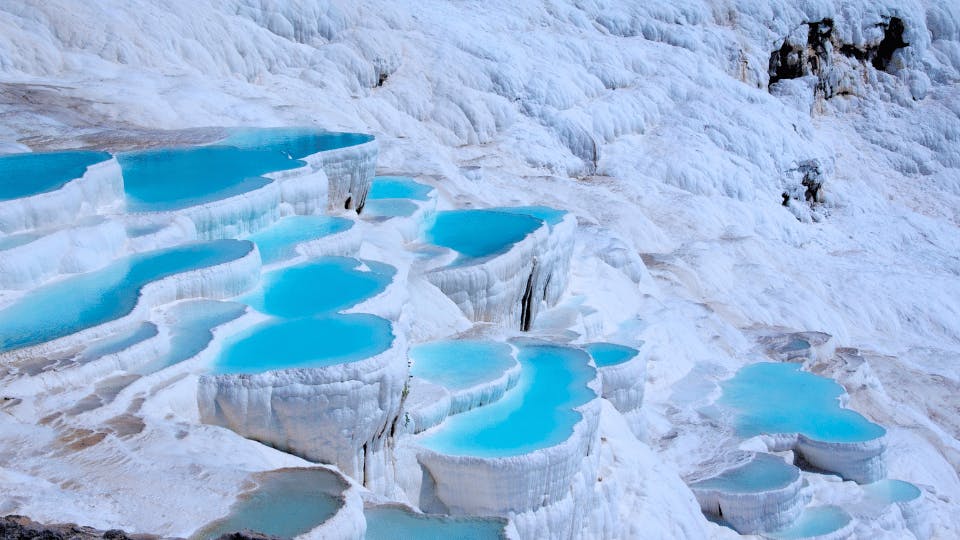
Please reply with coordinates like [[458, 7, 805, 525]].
[[0, 1, 959, 538]]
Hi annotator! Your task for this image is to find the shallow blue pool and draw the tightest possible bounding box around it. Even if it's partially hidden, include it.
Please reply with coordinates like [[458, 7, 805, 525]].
[[419, 342, 595, 457], [214, 313, 393, 374], [364, 199, 420, 218], [862, 479, 921, 504], [767, 506, 851, 539], [584, 342, 640, 368], [0, 240, 252, 353], [241, 257, 394, 318], [193, 469, 344, 540], [364, 506, 507, 540], [223, 127, 373, 157], [690, 454, 799, 493], [718, 363, 886, 443], [490, 205, 566, 227], [410, 340, 516, 390], [138, 300, 246, 374], [245, 215, 353, 264], [76, 323, 158, 365], [426, 209, 543, 261], [367, 176, 433, 201], [0, 150, 112, 202]]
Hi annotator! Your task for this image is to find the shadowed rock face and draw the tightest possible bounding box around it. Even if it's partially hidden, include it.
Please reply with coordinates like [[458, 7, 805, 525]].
[[0, 515, 161, 540]]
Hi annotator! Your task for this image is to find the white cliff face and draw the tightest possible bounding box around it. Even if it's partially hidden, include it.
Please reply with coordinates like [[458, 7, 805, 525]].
[[307, 139, 379, 213]]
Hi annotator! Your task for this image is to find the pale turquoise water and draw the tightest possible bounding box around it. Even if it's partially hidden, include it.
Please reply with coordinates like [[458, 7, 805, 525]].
[[368, 176, 433, 201], [0, 150, 111, 201], [719, 363, 886, 443], [76, 323, 158, 364], [767, 506, 851, 539], [241, 257, 395, 318], [245, 215, 353, 264], [0, 240, 252, 353], [410, 340, 516, 390], [137, 300, 246, 374], [584, 342, 640, 368], [193, 469, 344, 539], [223, 127, 373, 157], [364, 199, 420, 218], [426, 209, 543, 260], [364, 506, 507, 540], [419, 343, 595, 457], [690, 454, 799, 493], [214, 314, 393, 374], [863, 479, 921, 503], [491, 205, 566, 227]]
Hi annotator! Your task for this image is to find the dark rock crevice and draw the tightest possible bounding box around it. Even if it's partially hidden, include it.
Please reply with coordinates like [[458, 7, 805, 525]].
[[520, 263, 537, 332]]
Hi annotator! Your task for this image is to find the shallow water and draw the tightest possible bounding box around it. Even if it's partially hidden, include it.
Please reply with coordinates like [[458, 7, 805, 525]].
[[364, 506, 507, 540], [862, 479, 921, 504], [490, 205, 566, 227], [214, 313, 393, 374], [241, 257, 394, 318], [719, 362, 886, 443], [137, 300, 246, 374], [245, 215, 353, 264], [0, 240, 252, 353], [418, 342, 595, 457], [583, 342, 640, 368], [367, 176, 433, 201], [690, 454, 799, 493], [426, 209, 543, 260], [193, 468, 344, 539], [223, 127, 373, 157], [410, 340, 516, 390], [766, 506, 851, 539], [364, 198, 420, 218], [0, 150, 111, 201], [76, 323, 158, 365]]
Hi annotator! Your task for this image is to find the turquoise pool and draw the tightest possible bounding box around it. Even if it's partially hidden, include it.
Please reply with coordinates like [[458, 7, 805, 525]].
[[245, 215, 353, 264], [214, 314, 393, 374], [583, 342, 640, 368], [0, 240, 252, 353], [364, 506, 507, 540], [766, 506, 851, 539], [718, 363, 886, 443], [364, 199, 420, 218], [0, 150, 111, 201], [862, 479, 921, 504], [426, 209, 543, 261], [137, 300, 246, 374], [490, 205, 566, 227], [223, 127, 373, 157], [409, 340, 516, 391], [241, 257, 394, 318], [193, 469, 344, 539], [418, 343, 595, 457], [367, 176, 433, 201], [690, 454, 799, 493]]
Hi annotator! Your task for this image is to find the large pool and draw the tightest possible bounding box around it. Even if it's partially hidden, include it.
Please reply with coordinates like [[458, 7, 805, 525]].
[[245, 216, 353, 264], [425, 209, 544, 261], [213, 314, 393, 374], [766, 506, 852, 539], [409, 340, 516, 391], [583, 342, 640, 368], [718, 363, 886, 443], [192, 468, 345, 540], [240, 257, 395, 318], [0, 240, 253, 353], [418, 342, 595, 457], [0, 150, 112, 201], [364, 506, 507, 540], [690, 454, 799, 494]]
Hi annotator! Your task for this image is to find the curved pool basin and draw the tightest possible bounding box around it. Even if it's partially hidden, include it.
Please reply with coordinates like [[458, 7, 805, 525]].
[[410, 340, 516, 391], [213, 313, 393, 374], [862, 479, 922, 504], [138, 300, 247, 374], [0, 150, 112, 201], [425, 209, 543, 261], [490, 205, 567, 227], [766, 506, 852, 539], [719, 363, 886, 443], [364, 506, 507, 540], [691, 453, 799, 494], [0, 240, 253, 353], [364, 198, 420, 218], [583, 342, 640, 368], [418, 342, 595, 458], [367, 176, 433, 201], [245, 215, 353, 264]]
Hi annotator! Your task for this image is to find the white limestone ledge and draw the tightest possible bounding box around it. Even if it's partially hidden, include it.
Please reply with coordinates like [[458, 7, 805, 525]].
[[424, 213, 575, 331], [300, 139, 378, 214], [595, 346, 648, 422], [760, 432, 887, 485], [0, 156, 124, 235]]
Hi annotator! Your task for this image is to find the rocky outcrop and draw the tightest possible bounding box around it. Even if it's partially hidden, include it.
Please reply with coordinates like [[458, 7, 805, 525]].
[[0, 516, 160, 540]]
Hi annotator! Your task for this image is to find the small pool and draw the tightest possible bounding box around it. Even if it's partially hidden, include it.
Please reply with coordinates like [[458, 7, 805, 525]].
[[245, 215, 353, 264], [193, 468, 345, 540], [418, 342, 595, 457], [425, 209, 543, 261], [862, 479, 921, 504], [214, 314, 393, 374], [0, 150, 112, 201], [690, 454, 799, 494], [718, 363, 886, 443], [766, 506, 852, 539], [364, 199, 420, 218], [367, 176, 433, 201], [0, 240, 253, 353], [137, 300, 246, 374], [241, 257, 395, 318], [583, 342, 640, 368], [410, 340, 516, 391], [490, 205, 567, 227], [364, 506, 507, 540]]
